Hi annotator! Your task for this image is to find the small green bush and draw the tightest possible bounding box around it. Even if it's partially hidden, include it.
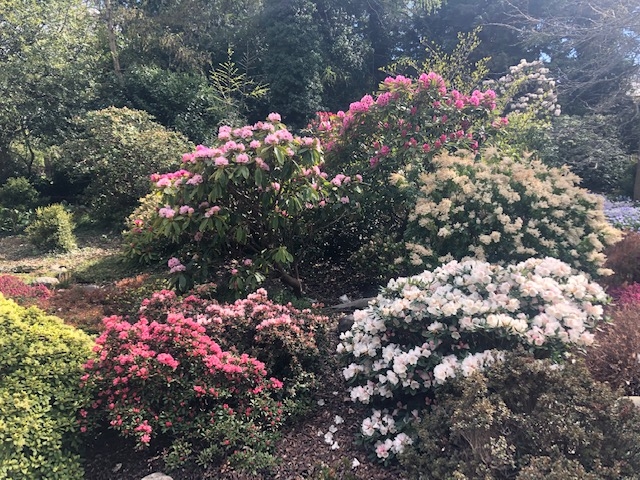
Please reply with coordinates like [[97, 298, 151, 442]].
[[0, 177, 39, 210], [400, 353, 640, 479], [25, 204, 77, 252], [0, 294, 94, 479]]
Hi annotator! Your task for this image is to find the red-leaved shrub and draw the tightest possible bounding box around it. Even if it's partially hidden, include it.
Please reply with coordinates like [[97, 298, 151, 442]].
[[603, 232, 640, 288], [586, 305, 640, 396], [610, 283, 640, 306], [0, 274, 51, 308]]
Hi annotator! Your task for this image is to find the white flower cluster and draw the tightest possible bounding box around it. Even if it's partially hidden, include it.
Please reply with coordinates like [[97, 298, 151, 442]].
[[403, 150, 621, 276], [359, 408, 415, 459], [484, 59, 561, 117], [338, 257, 607, 460]]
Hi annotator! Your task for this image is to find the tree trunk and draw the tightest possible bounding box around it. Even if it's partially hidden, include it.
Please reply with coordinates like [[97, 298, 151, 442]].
[[103, 0, 124, 87], [634, 155, 640, 201]]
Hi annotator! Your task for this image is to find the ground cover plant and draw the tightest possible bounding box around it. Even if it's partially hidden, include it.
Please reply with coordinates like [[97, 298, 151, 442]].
[[603, 197, 640, 232], [0, 274, 51, 309]]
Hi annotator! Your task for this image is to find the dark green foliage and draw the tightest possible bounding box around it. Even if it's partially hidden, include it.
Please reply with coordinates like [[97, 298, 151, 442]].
[[401, 353, 640, 479], [260, 0, 324, 127], [53, 107, 192, 222], [540, 115, 635, 195], [0, 295, 94, 479], [26, 204, 77, 252], [0, 177, 40, 235], [125, 65, 233, 144]]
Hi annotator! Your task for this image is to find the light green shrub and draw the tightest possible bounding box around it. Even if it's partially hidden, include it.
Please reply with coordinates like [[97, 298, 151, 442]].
[[403, 148, 621, 277], [25, 204, 77, 252], [0, 294, 94, 479], [0, 177, 39, 210]]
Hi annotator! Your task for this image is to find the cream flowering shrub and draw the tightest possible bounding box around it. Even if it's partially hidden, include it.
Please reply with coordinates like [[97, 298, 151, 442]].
[[402, 148, 621, 277], [337, 257, 608, 462]]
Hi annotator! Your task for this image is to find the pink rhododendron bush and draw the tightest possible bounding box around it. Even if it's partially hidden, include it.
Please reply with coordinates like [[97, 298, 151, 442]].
[[122, 113, 360, 295], [79, 288, 331, 468], [337, 257, 608, 462]]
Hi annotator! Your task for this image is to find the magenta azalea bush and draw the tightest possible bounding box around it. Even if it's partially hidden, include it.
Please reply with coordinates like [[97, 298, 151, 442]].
[[136, 287, 331, 394], [79, 311, 286, 468], [337, 257, 608, 463], [123, 113, 360, 295]]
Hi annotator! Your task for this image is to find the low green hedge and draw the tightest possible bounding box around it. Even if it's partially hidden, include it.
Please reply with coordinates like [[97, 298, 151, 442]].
[[0, 294, 94, 479]]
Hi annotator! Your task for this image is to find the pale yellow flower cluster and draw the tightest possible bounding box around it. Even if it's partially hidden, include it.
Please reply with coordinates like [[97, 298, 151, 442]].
[[404, 149, 621, 276]]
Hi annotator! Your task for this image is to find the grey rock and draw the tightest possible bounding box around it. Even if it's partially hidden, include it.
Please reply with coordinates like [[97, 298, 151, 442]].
[[620, 396, 640, 408], [328, 297, 375, 311], [338, 314, 354, 333], [31, 276, 59, 287], [140, 473, 173, 480]]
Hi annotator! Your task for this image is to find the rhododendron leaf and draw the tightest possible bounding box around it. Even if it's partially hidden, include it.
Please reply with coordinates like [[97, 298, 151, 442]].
[[274, 147, 285, 166], [238, 166, 250, 180], [254, 168, 264, 186], [234, 227, 247, 244]]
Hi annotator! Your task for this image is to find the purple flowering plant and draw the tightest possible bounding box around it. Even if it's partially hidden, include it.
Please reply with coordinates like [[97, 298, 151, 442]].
[[602, 196, 640, 231]]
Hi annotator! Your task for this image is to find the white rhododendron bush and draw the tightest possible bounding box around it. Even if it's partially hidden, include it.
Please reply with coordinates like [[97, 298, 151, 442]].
[[337, 257, 607, 461]]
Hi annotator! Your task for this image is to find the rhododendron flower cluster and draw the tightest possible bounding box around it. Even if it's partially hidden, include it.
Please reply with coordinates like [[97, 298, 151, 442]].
[[123, 115, 361, 294], [338, 257, 607, 461], [137, 287, 330, 391], [403, 149, 621, 277], [316, 71, 503, 174], [79, 311, 285, 460]]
